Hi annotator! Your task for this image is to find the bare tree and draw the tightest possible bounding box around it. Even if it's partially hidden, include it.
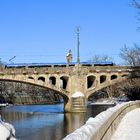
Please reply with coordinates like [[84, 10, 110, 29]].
[[133, 0, 140, 10], [88, 54, 113, 63], [119, 1, 140, 66], [120, 44, 140, 66], [132, 0, 140, 30]]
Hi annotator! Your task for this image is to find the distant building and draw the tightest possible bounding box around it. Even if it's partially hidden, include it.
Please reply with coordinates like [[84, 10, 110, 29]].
[[66, 50, 72, 63]]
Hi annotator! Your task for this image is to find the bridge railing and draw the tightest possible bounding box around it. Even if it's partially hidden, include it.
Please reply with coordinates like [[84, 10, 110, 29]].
[[0, 65, 140, 75], [63, 101, 140, 140], [86, 66, 134, 73], [0, 67, 75, 75]]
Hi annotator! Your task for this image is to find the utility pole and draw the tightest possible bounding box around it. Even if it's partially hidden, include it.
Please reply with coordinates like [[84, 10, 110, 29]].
[[75, 26, 80, 64]]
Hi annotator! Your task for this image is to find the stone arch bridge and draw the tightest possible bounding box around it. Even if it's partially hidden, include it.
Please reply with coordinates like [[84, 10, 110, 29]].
[[0, 64, 139, 112]]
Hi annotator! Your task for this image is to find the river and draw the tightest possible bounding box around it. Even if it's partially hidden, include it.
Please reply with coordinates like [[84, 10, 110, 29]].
[[0, 104, 113, 140]]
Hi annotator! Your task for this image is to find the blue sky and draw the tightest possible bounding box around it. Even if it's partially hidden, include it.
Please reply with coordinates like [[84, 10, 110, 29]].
[[0, 0, 139, 64]]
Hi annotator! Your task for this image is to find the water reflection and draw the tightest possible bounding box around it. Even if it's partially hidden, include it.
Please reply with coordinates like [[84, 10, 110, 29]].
[[14, 113, 64, 140], [0, 104, 114, 140], [64, 113, 86, 134]]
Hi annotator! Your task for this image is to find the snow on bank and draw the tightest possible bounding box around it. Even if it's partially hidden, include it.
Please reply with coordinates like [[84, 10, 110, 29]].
[[63, 102, 129, 140], [111, 108, 140, 140], [91, 98, 117, 105], [0, 116, 17, 140], [0, 103, 9, 107]]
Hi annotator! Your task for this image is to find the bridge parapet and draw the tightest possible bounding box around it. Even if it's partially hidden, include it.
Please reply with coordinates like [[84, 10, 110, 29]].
[[0, 65, 139, 75], [63, 101, 140, 140], [86, 66, 134, 73], [0, 67, 75, 75]]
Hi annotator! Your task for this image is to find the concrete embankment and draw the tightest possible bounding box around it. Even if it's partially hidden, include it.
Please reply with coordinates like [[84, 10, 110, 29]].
[[63, 101, 140, 140]]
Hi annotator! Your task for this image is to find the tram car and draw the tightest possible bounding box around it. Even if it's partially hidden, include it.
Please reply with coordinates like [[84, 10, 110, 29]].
[[4, 61, 114, 68]]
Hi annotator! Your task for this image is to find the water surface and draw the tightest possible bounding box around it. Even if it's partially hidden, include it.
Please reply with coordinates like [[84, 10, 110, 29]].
[[0, 104, 113, 140]]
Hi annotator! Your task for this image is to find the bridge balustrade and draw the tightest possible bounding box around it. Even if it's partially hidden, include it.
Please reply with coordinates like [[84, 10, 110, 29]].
[[63, 101, 140, 140]]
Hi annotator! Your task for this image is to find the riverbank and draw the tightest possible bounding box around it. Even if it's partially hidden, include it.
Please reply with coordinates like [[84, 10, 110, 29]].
[[90, 97, 117, 105]]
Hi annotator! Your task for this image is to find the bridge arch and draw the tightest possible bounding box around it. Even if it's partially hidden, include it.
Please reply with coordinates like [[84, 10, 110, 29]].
[[60, 76, 69, 89], [121, 74, 128, 77], [100, 75, 107, 83], [87, 75, 96, 89], [87, 74, 133, 98], [38, 76, 45, 82], [0, 77, 69, 98], [28, 76, 34, 80], [111, 74, 118, 80], [49, 76, 56, 85]]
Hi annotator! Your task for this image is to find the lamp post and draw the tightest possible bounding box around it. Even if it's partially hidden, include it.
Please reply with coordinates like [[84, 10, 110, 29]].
[[75, 26, 80, 64]]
